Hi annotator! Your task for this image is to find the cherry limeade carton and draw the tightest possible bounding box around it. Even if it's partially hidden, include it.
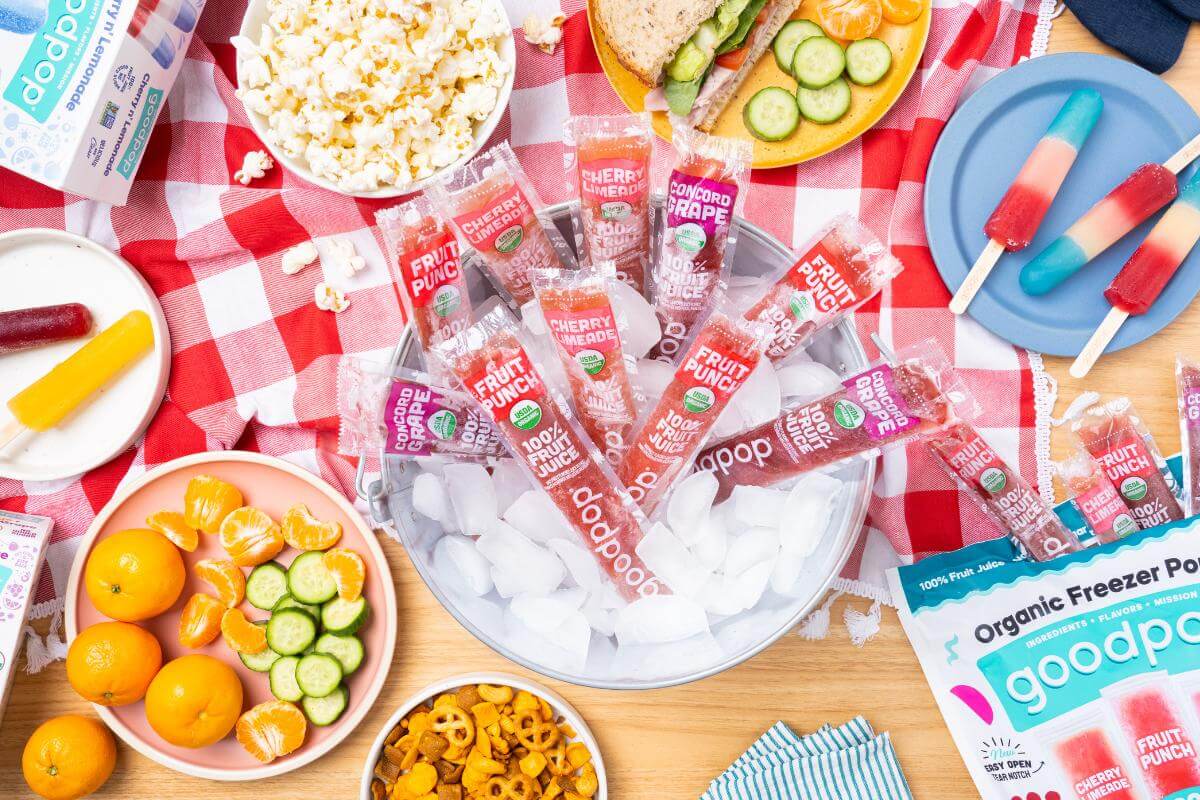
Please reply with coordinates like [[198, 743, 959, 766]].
[[0, 0, 204, 203], [0, 510, 52, 722]]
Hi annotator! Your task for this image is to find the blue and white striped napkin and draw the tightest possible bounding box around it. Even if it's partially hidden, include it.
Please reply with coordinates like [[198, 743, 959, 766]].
[[701, 717, 914, 800]]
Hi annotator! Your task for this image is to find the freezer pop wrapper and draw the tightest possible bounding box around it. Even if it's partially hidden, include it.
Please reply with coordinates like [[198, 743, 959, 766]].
[[433, 141, 575, 308], [1070, 397, 1183, 530], [336, 359, 506, 462], [927, 421, 1081, 562], [742, 215, 903, 364], [1057, 451, 1139, 546], [376, 196, 474, 367], [693, 340, 972, 501], [648, 127, 752, 363], [532, 263, 641, 467], [1176, 354, 1200, 516], [431, 300, 666, 600], [888, 518, 1200, 800], [618, 303, 770, 516], [563, 114, 654, 295]]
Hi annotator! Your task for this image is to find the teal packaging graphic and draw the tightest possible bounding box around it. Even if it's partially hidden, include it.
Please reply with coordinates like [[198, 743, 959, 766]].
[[889, 519, 1200, 800], [2, 0, 106, 122]]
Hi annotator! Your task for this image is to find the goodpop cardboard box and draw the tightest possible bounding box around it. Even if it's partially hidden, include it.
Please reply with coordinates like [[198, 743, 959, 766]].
[[0, 510, 51, 722], [0, 0, 204, 204]]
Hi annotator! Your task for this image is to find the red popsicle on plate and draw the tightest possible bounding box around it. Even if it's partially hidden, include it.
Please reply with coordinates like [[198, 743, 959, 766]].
[[0, 303, 92, 354]]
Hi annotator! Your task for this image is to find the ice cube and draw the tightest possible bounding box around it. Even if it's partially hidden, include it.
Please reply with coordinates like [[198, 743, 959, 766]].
[[548, 611, 592, 660], [666, 471, 719, 538], [770, 551, 809, 597], [699, 573, 749, 616], [776, 362, 842, 402], [635, 358, 674, 398], [729, 359, 781, 429], [779, 474, 842, 556], [634, 523, 710, 597], [503, 489, 573, 544], [615, 595, 709, 646], [610, 279, 662, 358], [714, 606, 796, 654], [730, 485, 789, 529], [521, 299, 547, 335], [413, 472, 452, 526], [691, 513, 729, 570], [723, 526, 780, 577], [612, 632, 723, 681], [711, 403, 747, 439], [510, 588, 587, 634], [433, 534, 493, 596], [503, 608, 587, 673], [489, 459, 529, 516], [733, 560, 773, 610], [477, 522, 565, 595], [443, 463, 498, 535], [581, 595, 618, 637], [547, 537, 602, 591], [414, 455, 448, 475]]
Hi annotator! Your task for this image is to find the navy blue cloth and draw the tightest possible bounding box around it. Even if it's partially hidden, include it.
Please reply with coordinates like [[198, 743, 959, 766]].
[[1064, 0, 1190, 74]]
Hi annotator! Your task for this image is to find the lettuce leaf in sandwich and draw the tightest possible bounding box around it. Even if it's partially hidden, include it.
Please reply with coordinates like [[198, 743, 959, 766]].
[[663, 0, 771, 116]]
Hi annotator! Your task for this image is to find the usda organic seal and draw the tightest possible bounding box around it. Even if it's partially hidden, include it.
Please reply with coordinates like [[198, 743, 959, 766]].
[[432, 285, 461, 318], [576, 349, 605, 376], [674, 222, 707, 253], [683, 387, 715, 413], [789, 291, 815, 322], [509, 399, 542, 430], [495, 225, 524, 253], [427, 410, 458, 440], [832, 399, 865, 430], [1120, 476, 1148, 502], [601, 201, 631, 220], [980, 467, 1007, 494], [1112, 514, 1138, 538]]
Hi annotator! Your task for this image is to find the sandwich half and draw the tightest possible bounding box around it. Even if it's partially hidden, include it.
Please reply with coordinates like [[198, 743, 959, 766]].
[[595, 0, 804, 132]]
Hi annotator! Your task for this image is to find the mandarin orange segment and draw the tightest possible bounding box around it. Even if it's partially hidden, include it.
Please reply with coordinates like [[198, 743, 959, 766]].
[[816, 0, 883, 40], [235, 700, 307, 763], [323, 548, 366, 602], [220, 507, 285, 567], [178, 593, 224, 648], [145, 511, 199, 552], [194, 558, 246, 607], [881, 0, 923, 23], [282, 504, 343, 551], [183, 475, 244, 535], [221, 608, 268, 654]]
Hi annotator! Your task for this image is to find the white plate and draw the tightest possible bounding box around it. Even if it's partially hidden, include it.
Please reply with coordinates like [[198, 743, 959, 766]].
[[235, 0, 517, 199], [359, 672, 607, 800], [0, 229, 170, 482]]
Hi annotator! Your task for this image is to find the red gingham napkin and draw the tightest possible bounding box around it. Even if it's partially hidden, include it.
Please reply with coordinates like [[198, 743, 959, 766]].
[[0, 0, 1056, 628]]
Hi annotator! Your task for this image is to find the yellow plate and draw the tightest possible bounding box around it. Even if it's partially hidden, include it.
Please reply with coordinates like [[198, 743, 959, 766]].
[[588, 2, 932, 168]]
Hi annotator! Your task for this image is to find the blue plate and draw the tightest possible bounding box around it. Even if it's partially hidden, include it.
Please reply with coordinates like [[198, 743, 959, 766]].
[[926, 52, 1200, 356]]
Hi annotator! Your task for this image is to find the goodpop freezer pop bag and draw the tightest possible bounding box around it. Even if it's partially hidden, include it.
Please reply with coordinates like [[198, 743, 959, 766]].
[[1070, 397, 1183, 529], [434, 141, 574, 307], [742, 215, 903, 363], [1057, 451, 1139, 545], [432, 301, 665, 600], [1176, 354, 1200, 516], [648, 127, 752, 363], [564, 114, 654, 295], [927, 421, 1080, 562], [693, 340, 970, 501], [532, 263, 640, 466]]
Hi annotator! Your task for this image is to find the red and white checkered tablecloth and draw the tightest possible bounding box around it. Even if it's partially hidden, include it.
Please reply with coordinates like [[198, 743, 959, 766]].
[[0, 0, 1058, 628]]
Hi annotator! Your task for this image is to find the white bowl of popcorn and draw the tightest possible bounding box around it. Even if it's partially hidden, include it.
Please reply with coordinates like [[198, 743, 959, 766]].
[[234, 0, 516, 198]]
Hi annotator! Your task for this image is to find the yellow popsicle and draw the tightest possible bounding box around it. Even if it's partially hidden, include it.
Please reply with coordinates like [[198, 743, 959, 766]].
[[7, 310, 155, 431]]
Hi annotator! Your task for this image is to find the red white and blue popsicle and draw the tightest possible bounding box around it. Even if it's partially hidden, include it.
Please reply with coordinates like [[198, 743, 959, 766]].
[[950, 89, 1103, 315]]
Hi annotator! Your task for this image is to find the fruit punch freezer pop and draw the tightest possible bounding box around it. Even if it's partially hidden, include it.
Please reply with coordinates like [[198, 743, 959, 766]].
[[377, 196, 473, 359], [435, 142, 572, 307], [984, 89, 1103, 251], [1176, 354, 1200, 516], [565, 114, 654, 295], [533, 265, 639, 466], [1070, 397, 1183, 529], [927, 422, 1080, 561], [433, 302, 664, 600], [0, 303, 92, 354], [1020, 163, 1179, 295], [1057, 451, 1138, 545], [648, 128, 752, 363], [1102, 676, 1200, 800], [7, 310, 154, 431], [694, 342, 963, 501], [619, 308, 767, 515], [742, 215, 902, 363]]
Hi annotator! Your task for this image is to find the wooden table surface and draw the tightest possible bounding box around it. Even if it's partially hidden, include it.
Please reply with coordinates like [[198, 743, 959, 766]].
[[6, 13, 1200, 800]]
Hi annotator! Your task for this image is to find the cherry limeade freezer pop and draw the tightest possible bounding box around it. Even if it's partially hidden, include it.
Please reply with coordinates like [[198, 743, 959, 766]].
[[1044, 716, 1140, 800], [433, 303, 663, 600], [1176, 355, 1200, 516], [648, 129, 751, 363], [742, 215, 902, 363], [1058, 451, 1139, 545], [565, 114, 653, 295]]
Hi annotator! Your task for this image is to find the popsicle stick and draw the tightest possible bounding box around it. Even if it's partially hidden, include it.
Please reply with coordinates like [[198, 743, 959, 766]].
[[949, 239, 1005, 315], [0, 419, 24, 452], [1070, 307, 1130, 379], [1165, 132, 1200, 174]]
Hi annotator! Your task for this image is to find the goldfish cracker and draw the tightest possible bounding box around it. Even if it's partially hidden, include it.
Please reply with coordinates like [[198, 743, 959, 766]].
[[467, 749, 505, 776], [471, 701, 500, 727], [405, 763, 438, 795], [408, 713, 430, 737], [566, 743, 591, 769], [514, 691, 539, 713], [576, 765, 599, 797], [478, 684, 514, 704], [520, 752, 547, 777]]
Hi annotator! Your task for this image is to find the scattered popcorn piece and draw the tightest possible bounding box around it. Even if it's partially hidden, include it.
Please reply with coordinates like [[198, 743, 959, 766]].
[[315, 283, 350, 313], [524, 13, 565, 54], [234, 150, 274, 185], [281, 241, 318, 275], [327, 237, 366, 278]]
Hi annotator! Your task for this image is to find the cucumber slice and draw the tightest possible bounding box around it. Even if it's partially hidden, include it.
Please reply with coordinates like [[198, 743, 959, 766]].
[[302, 685, 348, 727], [772, 19, 823, 73], [272, 594, 321, 622], [321, 596, 368, 636], [269, 656, 304, 702], [246, 562, 289, 610], [295, 653, 343, 698], [314, 633, 364, 675], [791, 36, 846, 89], [743, 87, 800, 141], [797, 77, 852, 124], [845, 38, 892, 85], [266, 608, 318, 656], [239, 645, 282, 673], [287, 551, 337, 604]]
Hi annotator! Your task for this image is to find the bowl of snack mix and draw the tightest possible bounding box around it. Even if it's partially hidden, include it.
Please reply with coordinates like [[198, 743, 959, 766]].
[[361, 673, 606, 800], [234, 0, 516, 198]]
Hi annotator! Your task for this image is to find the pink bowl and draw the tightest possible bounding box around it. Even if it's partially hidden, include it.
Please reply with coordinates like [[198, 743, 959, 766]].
[[64, 451, 397, 781]]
